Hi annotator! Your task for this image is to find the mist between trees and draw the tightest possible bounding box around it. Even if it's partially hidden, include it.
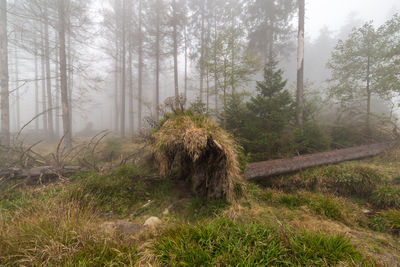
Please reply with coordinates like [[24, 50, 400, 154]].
[[0, 0, 400, 159]]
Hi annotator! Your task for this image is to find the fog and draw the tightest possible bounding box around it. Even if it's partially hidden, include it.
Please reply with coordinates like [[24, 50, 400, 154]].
[[1, 0, 400, 142]]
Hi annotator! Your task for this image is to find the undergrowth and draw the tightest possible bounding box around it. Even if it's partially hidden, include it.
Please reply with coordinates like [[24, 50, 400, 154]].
[[152, 218, 370, 266]]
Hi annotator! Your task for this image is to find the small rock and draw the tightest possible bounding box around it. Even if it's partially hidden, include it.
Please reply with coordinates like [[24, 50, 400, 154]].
[[144, 216, 162, 227]]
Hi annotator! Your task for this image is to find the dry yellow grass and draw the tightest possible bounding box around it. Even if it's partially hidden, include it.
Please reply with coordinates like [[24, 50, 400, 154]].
[[152, 113, 243, 202]]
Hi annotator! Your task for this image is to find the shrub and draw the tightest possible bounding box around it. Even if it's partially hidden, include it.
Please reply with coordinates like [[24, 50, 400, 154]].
[[292, 122, 331, 155]]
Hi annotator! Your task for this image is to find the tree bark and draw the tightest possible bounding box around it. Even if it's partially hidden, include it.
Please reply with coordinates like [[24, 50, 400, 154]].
[[0, 0, 10, 146], [113, 0, 120, 133], [296, 0, 305, 127], [366, 55, 371, 139], [55, 40, 60, 138], [199, 1, 205, 102], [58, 0, 72, 149], [246, 142, 396, 180], [184, 25, 188, 107], [40, 23, 48, 133], [120, 0, 126, 137], [138, 0, 143, 129], [44, 8, 54, 138], [172, 0, 179, 104], [213, 10, 218, 113], [14, 33, 20, 131], [128, 0, 134, 134], [67, 15, 73, 137], [155, 0, 160, 120], [34, 37, 39, 131]]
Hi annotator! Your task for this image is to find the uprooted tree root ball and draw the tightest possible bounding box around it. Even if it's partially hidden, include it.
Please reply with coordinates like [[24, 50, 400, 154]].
[[152, 112, 244, 202]]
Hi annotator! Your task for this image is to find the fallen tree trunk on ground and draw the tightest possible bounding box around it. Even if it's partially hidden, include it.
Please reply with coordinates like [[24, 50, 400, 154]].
[[0, 166, 82, 186], [245, 142, 396, 180]]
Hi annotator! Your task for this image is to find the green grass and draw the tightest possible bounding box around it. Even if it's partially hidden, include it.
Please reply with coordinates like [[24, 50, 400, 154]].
[[371, 209, 400, 235], [152, 218, 368, 266], [370, 186, 400, 209], [0, 200, 138, 266]]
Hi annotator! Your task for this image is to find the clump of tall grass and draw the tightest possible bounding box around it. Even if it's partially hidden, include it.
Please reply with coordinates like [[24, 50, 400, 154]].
[[150, 218, 369, 266], [370, 186, 400, 209], [0, 200, 138, 266], [271, 164, 383, 199], [370, 209, 400, 235], [152, 111, 244, 202]]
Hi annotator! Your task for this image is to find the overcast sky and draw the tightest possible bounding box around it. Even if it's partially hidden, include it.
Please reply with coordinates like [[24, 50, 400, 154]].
[[307, 0, 400, 40]]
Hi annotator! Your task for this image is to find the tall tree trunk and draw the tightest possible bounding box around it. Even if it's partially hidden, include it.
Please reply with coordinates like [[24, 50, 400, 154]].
[[155, 0, 160, 120], [58, 0, 72, 149], [67, 16, 73, 137], [223, 57, 227, 129], [128, 1, 134, 134], [199, 1, 205, 102], [120, 0, 126, 137], [184, 25, 188, 107], [213, 11, 218, 113], [55, 40, 60, 138], [40, 24, 48, 132], [296, 0, 305, 127], [34, 37, 39, 131], [172, 0, 179, 104], [230, 10, 235, 95], [113, 0, 120, 133], [0, 0, 10, 146], [138, 0, 143, 129], [366, 55, 371, 139], [14, 33, 20, 131], [44, 8, 54, 138]]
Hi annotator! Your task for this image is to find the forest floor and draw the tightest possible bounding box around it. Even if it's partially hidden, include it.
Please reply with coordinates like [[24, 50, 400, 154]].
[[1, 143, 400, 266]]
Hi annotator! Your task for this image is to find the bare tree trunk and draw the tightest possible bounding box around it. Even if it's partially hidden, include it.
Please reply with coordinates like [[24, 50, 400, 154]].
[[184, 25, 188, 107], [55, 40, 60, 138], [366, 55, 371, 139], [14, 33, 20, 131], [67, 21, 73, 136], [199, 1, 205, 102], [138, 0, 143, 129], [113, 0, 120, 133], [44, 8, 54, 138], [58, 0, 72, 149], [128, 1, 134, 134], [172, 0, 179, 104], [120, 0, 127, 137], [40, 24, 48, 133], [213, 11, 218, 113], [0, 0, 10, 146], [296, 0, 305, 127], [34, 37, 39, 131], [155, 0, 160, 120]]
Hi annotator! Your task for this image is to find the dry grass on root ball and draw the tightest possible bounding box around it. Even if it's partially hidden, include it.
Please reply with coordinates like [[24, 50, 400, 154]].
[[152, 112, 244, 202]]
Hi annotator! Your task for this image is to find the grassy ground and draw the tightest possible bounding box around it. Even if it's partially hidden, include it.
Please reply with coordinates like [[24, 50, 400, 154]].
[[1, 148, 400, 266]]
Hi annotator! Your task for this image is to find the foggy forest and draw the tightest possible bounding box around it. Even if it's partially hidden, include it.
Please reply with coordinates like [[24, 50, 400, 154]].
[[1, 0, 400, 266]]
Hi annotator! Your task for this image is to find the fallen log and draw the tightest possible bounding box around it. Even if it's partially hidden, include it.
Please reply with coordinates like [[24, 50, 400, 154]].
[[245, 142, 396, 180], [0, 166, 82, 186]]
